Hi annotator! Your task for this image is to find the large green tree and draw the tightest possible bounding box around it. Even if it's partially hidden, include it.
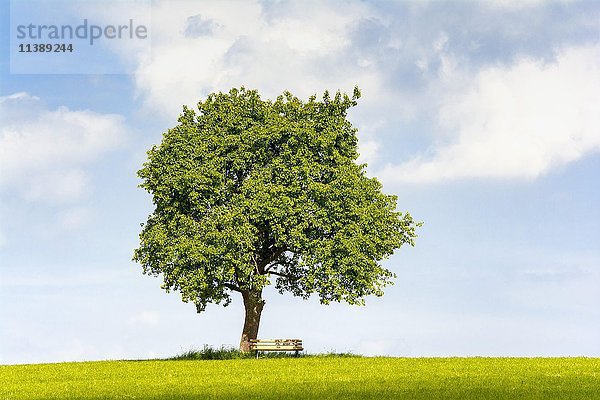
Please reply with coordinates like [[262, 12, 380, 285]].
[[134, 87, 420, 351]]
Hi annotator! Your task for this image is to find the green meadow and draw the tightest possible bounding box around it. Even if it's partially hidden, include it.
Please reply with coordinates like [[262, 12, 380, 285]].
[[2, 357, 600, 399]]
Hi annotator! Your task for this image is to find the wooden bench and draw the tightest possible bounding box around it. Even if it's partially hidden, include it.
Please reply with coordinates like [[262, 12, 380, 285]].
[[249, 339, 303, 358]]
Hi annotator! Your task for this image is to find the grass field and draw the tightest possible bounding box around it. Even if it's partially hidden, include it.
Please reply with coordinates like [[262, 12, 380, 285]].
[[1, 357, 599, 399]]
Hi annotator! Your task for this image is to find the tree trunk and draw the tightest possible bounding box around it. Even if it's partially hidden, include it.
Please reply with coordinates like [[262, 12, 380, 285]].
[[239, 289, 265, 352]]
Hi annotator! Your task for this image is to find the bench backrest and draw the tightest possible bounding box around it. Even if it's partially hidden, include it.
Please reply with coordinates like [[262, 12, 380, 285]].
[[249, 339, 303, 350]]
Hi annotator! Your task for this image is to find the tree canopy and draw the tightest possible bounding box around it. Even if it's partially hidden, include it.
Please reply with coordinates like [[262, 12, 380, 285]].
[[133, 87, 420, 350]]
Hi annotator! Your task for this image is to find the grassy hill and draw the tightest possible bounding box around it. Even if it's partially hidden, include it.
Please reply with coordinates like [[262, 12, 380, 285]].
[[2, 357, 599, 399]]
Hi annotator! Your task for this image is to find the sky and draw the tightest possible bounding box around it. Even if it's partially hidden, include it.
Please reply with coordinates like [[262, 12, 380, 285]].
[[1, 0, 599, 364]]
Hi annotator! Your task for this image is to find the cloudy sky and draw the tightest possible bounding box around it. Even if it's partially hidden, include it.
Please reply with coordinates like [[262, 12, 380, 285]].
[[1, 0, 599, 364]]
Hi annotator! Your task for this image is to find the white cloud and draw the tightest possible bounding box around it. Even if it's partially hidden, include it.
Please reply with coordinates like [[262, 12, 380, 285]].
[[56, 206, 94, 231], [357, 140, 380, 166], [355, 119, 387, 167], [0, 269, 131, 288], [485, 0, 563, 10], [23, 169, 90, 203], [61, 1, 600, 186], [128, 311, 160, 327], [0, 92, 129, 202], [133, 0, 381, 118], [382, 44, 600, 183]]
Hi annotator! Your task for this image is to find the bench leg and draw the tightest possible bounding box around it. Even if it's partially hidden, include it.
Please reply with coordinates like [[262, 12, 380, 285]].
[[294, 350, 299, 357], [255, 351, 259, 359]]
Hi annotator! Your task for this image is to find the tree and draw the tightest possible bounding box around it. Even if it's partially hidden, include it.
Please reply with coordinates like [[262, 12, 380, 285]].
[[133, 87, 420, 351]]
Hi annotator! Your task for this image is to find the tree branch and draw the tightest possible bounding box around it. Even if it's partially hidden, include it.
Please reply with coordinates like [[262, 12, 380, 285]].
[[224, 283, 242, 293], [267, 270, 296, 280], [265, 263, 277, 272], [257, 246, 287, 274]]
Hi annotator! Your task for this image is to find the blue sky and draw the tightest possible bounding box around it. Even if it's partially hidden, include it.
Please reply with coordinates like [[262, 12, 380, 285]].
[[1, 0, 599, 364]]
